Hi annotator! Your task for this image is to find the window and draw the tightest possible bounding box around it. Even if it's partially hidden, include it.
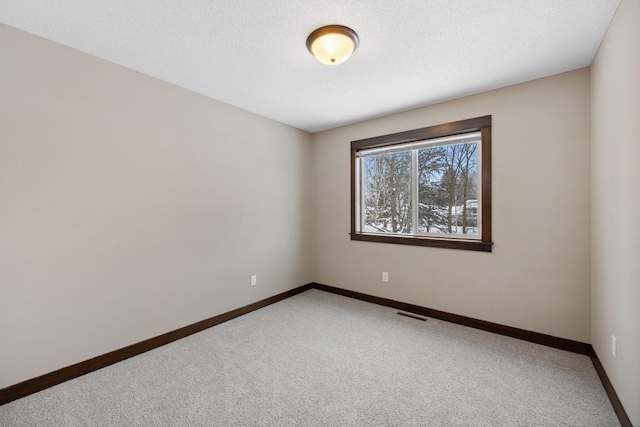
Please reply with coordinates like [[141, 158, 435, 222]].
[[351, 116, 492, 252]]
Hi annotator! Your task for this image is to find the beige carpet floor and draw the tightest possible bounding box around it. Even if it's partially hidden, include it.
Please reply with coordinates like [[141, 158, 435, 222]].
[[0, 289, 620, 426]]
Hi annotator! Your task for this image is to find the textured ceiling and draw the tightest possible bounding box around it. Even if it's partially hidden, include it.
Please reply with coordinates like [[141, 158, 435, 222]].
[[0, 1, 620, 132]]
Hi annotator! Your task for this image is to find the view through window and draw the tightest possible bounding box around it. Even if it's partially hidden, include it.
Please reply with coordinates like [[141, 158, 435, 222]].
[[361, 133, 480, 237]]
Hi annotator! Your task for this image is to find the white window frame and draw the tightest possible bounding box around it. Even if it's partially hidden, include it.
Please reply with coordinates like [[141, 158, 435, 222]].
[[357, 133, 482, 240]]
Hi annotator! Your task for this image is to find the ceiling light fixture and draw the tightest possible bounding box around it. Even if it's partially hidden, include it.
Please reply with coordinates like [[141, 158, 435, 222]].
[[306, 25, 359, 65]]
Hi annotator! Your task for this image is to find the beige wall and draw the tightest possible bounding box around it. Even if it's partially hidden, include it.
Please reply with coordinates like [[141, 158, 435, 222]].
[[591, 0, 640, 424], [0, 24, 312, 388], [312, 68, 592, 343]]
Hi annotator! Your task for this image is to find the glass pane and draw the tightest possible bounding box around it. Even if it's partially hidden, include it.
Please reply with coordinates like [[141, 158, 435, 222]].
[[362, 151, 412, 234], [417, 141, 478, 236]]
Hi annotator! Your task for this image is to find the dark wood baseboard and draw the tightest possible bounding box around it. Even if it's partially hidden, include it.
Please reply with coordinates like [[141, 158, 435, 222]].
[[590, 350, 634, 427], [311, 283, 592, 355], [0, 283, 313, 406], [2, 281, 633, 427], [311, 282, 633, 427]]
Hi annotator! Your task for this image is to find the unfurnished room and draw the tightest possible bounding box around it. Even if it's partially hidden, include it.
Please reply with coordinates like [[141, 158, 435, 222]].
[[0, 1, 638, 426]]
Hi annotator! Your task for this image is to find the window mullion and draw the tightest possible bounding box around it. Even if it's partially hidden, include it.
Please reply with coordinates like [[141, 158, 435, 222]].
[[360, 157, 365, 232], [411, 149, 418, 235]]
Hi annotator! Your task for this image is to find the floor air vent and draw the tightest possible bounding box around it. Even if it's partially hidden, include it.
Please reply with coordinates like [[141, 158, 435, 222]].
[[396, 312, 428, 321]]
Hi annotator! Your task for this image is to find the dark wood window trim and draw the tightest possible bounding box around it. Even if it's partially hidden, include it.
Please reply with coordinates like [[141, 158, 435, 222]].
[[350, 115, 493, 252]]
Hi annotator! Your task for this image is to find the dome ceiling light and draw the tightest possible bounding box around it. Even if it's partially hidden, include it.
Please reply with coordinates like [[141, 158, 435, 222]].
[[306, 25, 359, 65]]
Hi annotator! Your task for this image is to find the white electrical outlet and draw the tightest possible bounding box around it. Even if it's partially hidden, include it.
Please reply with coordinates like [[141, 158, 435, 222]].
[[382, 272, 389, 283], [251, 275, 257, 286], [611, 335, 617, 358]]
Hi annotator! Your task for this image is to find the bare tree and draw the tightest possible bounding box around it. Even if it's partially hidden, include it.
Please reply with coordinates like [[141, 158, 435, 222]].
[[459, 143, 478, 234], [442, 145, 464, 233], [363, 152, 411, 233]]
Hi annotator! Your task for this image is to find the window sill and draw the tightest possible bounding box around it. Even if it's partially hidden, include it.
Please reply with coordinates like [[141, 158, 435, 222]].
[[350, 232, 493, 252]]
